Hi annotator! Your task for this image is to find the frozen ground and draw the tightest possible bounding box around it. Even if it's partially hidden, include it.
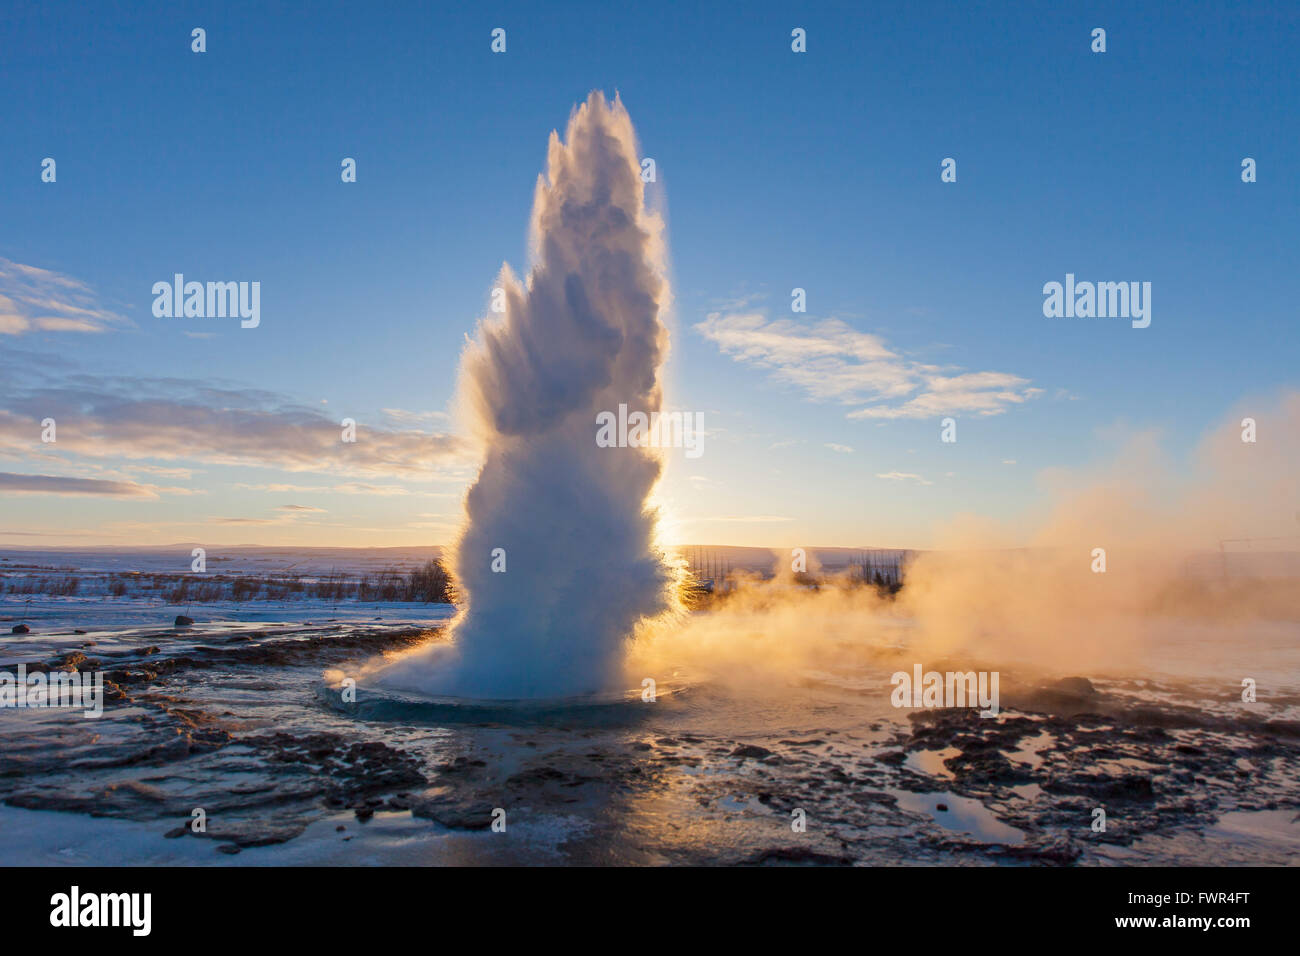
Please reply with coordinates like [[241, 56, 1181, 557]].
[[1, 590, 1297, 866]]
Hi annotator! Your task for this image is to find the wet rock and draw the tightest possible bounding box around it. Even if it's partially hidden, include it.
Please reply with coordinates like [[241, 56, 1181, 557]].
[[11, 624, 30, 634], [504, 766, 567, 785], [174, 615, 194, 626], [215, 844, 241, 855], [849, 791, 898, 807], [245, 731, 426, 806], [1263, 720, 1300, 739], [206, 824, 304, 848], [744, 846, 854, 866], [1044, 772, 1155, 802], [998, 837, 1082, 865], [731, 745, 773, 760], [51, 651, 90, 671], [436, 755, 488, 774], [945, 748, 1033, 785], [411, 796, 496, 830]]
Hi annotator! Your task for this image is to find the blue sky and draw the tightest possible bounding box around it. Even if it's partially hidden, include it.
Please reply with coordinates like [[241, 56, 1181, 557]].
[[1, 0, 1296, 548]]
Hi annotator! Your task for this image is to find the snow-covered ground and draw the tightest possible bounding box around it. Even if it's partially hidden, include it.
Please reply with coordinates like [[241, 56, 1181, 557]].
[[2, 547, 1298, 866]]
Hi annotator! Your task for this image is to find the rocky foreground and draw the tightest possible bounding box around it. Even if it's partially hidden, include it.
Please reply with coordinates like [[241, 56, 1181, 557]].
[[2, 621, 1298, 865]]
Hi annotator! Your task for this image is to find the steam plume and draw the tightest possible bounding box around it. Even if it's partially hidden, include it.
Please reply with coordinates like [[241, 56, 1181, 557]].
[[629, 390, 1300, 688], [375, 92, 677, 698]]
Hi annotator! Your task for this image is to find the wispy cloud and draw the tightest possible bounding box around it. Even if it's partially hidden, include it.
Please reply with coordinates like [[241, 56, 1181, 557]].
[[212, 505, 327, 526], [381, 408, 450, 427], [333, 482, 415, 496], [0, 354, 473, 479], [695, 312, 1040, 420], [0, 472, 157, 497], [232, 482, 434, 497], [876, 471, 934, 486], [693, 514, 795, 523], [0, 259, 130, 335]]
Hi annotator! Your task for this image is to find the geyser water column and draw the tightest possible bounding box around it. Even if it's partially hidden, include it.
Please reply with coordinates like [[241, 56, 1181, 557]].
[[374, 92, 677, 699]]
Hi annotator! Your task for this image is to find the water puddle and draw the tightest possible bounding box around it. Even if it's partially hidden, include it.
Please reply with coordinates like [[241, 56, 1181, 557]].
[[905, 747, 959, 781], [891, 789, 1026, 845]]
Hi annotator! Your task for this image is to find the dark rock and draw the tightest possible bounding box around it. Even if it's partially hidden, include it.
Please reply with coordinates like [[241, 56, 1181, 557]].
[[744, 846, 854, 866], [11, 624, 30, 634], [1052, 677, 1100, 698], [207, 825, 303, 848], [1044, 772, 1155, 802], [411, 797, 496, 830], [945, 748, 1033, 785], [849, 791, 898, 807], [52, 651, 90, 671], [998, 838, 1082, 865], [731, 744, 773, 759], [215, 844, 241, 855], [1263, 720, 1300, 739], [936, 803, 949, 811], [174, 615, 194, 626]]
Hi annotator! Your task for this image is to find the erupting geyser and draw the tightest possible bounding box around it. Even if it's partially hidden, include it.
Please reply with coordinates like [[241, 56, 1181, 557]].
[[373, 92, 677, 699]]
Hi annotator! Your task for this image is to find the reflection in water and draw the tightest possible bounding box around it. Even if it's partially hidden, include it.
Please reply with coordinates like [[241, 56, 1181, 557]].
[[2, 613, 1298, 865]]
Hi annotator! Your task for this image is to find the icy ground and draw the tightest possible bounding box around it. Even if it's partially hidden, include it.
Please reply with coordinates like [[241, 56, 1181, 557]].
[[1, 596, 1298, 866]]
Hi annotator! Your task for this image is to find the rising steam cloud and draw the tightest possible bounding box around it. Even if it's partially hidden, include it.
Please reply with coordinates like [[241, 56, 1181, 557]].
[[628, 390, 1300, 690], [374, 92, 677, 698]]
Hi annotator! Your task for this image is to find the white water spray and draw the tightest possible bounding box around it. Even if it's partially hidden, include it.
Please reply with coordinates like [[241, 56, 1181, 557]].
[[374, 92, 677, 699]]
